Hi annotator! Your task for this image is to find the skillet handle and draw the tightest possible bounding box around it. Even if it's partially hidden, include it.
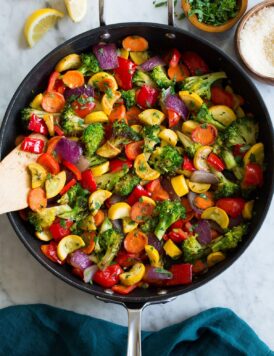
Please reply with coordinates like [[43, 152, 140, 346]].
[[127, 307, 143, 356], [99, 0, 174, 27]]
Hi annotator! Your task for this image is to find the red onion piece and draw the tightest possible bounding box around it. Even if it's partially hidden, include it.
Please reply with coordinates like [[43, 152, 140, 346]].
[[143, 266, 173, 285], [187, 191, 203, 215], [147, 233, 164, 254], [160, 177, 179, 200], [165, 94, 188, 120], [83, 265, 98, 283], [229, 215, 243, 228], [55, 138, 82, 164], [190, 171, 219, 184], [76, 155, 90, 172], [64, 85, 94, 101], [93, 43, 118, 70], [140, 56, 165, 72], [195, 220, 212, 245], [68, 251, 92, 270]]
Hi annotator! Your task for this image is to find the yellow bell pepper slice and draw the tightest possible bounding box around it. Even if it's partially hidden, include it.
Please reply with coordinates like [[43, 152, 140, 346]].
[[84, 111, 109, 124], [90, 161, 110, 177], [108, 202, 131, 220], [45, 171, 66, 199], [182, 120, 199, 134], [209, 105, 237, 127], [57, 235, 85, 261], [119, 48, 129, 59], [242, 200, 254, 220], [179, 91, 203, 111], [88, 189, 112, 215], [101, 90, 121, 116], [30, 93, 43, 109], [88, 72, 118, 92], [207, 252, 226, 267], [171, 175, 189, 197], [193, 146, 212, 172], [122, 217, 138, 234], [145, 245, 162, 267], [201, 207, 229, 229], [138, 109, 165, 126], [35, 229, 52, 242], [188, 180, 211, 194], [158, 129, 178, 146], [129, 51, 149, 65], [163, 239, 182, 259], [120, 262, 146, 286], [28, 162, 48, 188], [134, 153, 160, 181], [243, 143, 264, 166], [43, 114, 55, 136], [55, 53, 81, 72]]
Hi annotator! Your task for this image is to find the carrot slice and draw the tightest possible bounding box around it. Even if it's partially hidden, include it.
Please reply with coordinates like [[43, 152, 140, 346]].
[[37, 153, 60, 175], [168, 64, 188, 82], [130, 201, 155, 223], [122, 36, 148, 52], [109, 104, 126, 123], [94, 210, 105, 227], [28, 188, 47, 212], [194, 192, 214, 210], [81, 232, 96, 254], [191, 124, 217, 145], [46, 136, 62, 155], [62, 70, 85, 89], [41, 92, 65, 113], [126, 106, 141, 125], [124, 229, 148, 253]]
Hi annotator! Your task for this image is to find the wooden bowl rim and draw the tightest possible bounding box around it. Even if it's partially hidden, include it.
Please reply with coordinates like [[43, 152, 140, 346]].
[[181, 0, 248, 33], [235, 0, 274, 85]]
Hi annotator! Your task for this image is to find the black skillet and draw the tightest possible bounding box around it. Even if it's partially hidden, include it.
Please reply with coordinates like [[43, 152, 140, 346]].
[[0, 0, 273, 355]]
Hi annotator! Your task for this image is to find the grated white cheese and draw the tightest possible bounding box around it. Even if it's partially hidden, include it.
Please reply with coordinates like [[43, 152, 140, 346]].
[[239, 6, 274, 77]]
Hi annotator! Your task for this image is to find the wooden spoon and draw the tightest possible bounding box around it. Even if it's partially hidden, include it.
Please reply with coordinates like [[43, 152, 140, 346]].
[[0, 134, 47, 215]]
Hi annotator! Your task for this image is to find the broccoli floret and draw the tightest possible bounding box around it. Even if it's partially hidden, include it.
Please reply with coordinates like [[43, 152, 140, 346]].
[[81, 123, 104, 157], [223, 117, 259, 147], [78, 53, 101, 75], [214, 171, 240, 199], [121, 89, 136, 108], [212, 133, 225, 155], [182, 72, 227, 100], [58, 183, 89, 206], [176, 131, 201, 158], [195, 104, 226, 131], [142, 124, 160, 153], [94, 167, 129, 191], [28, 209, 56, 232], [95, 229, 123, 270], [154, 200, 186, 240], [87, 155, 107, 167], [211, 224, 248, 252], [140, 217, 159, 233], [21, 108, 60, 122], [151, 66, 173, 89], [114, 174, 140, 196], [61, 105, 86, 136], [182, 235, 207, 263], [109, 120, 141, 147], [150, 146, 183, 175], [133, 70, 156, 87], [222, 149, 237, 170]]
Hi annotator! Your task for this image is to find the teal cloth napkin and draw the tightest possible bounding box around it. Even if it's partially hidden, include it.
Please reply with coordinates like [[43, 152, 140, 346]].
[[0, 304, 272, 356]]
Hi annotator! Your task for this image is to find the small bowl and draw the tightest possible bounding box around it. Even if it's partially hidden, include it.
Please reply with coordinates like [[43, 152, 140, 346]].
[[235, 0, 274, 85], [181, 0, 248, 33]]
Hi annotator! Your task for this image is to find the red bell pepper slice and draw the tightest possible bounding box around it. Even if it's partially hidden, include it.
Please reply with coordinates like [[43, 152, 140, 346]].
[[72, 267, 84, 279], [167, 109, 181, 128], [207, 153, 225, 172], [62, 160, 82, 181], [54, 125, 64, 136], [53, 79, 66, 94], [112, 284, 138, 295], [93, 264, 123, 288], [114, 57, 137, 90], [49, 218, 74, 241], [127, 184, 151, 206], [167, 263, 192, 286], [71, 94, 96, 118], [168, 228, 189, 243], [145, 178, 169, 201], [109, 159, 133, 173], [21, 137, 45, 154], [125, 140, 144, 161], [169, 48, 181, 68], [40, 241, 64, 265], [60, 178, 77, 195], [211, 86, 234, 108], [116, 250, 140, 267], [233, 144, 249, 157], [136, 85, 159, 109], [47, 71, 60, 92], [181, 51, 209, 75], [81, 170, 97, 192], [28, 114, 48, 135], [216, 198, 245, 218], [182, 155, 195, 171], [243, 163, 263, 187]]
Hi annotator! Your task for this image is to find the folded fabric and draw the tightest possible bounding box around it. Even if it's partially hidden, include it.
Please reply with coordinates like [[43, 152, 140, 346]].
[[0, 304, 272, 356]]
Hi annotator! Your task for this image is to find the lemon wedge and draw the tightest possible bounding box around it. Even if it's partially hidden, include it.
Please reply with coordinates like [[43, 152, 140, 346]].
[[24, 8, 64, 47], [64, 0, 87, 23]]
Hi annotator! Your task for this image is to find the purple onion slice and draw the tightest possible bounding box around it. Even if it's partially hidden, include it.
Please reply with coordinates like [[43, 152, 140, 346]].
[[187, 191, 203, 215], [55, 137, 82, 164], [140, 56, 165, 72], [165, 94, 188, 120], [194, 220, 212, 245], [83, 265, 98, 283], [93, 43, 118, 70], [64, 85, 94, 101], [68, 251, 92, 271], [190, 171, 219, 185]]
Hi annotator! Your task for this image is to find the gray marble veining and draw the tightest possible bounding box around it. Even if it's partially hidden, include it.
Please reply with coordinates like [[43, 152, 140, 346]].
[[0, 0, 273, 349]]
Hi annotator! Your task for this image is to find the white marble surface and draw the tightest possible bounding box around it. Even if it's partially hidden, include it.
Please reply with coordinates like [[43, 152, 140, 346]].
[[0, 0, 273, 350]]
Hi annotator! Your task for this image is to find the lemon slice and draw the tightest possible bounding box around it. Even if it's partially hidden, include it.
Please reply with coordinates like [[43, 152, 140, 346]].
[[64, 0, 87, 23], [57, 235, 85, 261], [24, 8, 64, 47]]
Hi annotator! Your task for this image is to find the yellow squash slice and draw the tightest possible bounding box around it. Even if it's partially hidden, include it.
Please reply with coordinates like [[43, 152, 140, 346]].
[[134, 153, 160, 181], [101, 90, 121, 115], [179, 91, 203, 111], [120, 263, 146, 286], [108, 202, 131, 220], [207, 252, 226, 267], [96, 141, 121, 158], [158, 129, 178, 146], [145, 245, 162, 267], [201, 207, 229, 229], [28, 162, 47, 188], [84, 111, 109, 124], [35, 229, 52, 242], [89, 189, 112, 215], [138, 109, 165, 126], [193, 146, 212, 172], [91, 161, 110, 177], [122, 217, 138, 234], [30, 93, 43, 109], [171, 175, 189, 197], [209, 105, 236, 127], [45, 171, 66, 199], [88, 72, 118, 92], [243, 143, 264, 166], [55, 54, 81, 72], [57, 235, 85, 261]]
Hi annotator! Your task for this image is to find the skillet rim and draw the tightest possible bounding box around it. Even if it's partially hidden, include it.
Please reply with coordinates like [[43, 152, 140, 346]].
[[1, 22, 273, 305]]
